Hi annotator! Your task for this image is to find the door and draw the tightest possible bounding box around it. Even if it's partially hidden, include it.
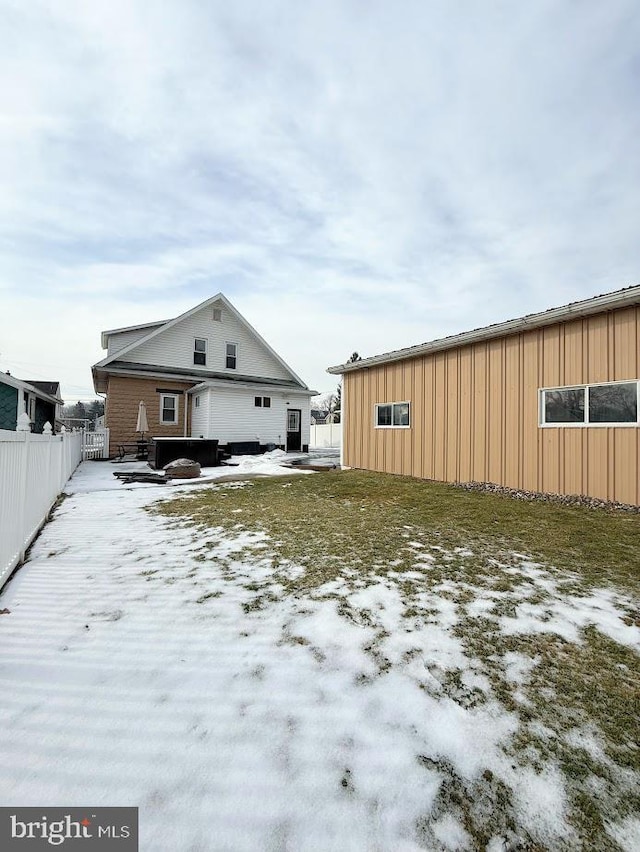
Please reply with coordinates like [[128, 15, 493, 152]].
[[286, 408, 302, 452]]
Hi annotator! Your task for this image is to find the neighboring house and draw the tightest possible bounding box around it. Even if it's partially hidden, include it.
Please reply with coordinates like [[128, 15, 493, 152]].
[[311, 408, 329, 425], [328, 285, 640, 506], [0, 373, 64, 433], [92, 293, 316, 457]]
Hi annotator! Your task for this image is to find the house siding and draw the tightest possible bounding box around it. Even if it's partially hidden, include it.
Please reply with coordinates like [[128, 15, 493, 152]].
[[195, 386, 310, 447], [105, 375, 193, 456], [107, 326, 163, 357], [0, 382, 18, 430], [123, 303, 292, 381], [343, 305, 640, 505]]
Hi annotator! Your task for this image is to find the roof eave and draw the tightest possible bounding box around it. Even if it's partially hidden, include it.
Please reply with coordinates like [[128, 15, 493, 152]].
[[327, 284, 640, 374]]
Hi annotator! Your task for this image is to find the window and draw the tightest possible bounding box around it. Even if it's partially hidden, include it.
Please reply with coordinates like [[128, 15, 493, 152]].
[[160, 394, 179, 425], [194, 396, 201, 408], [212, 307, 222, 322], [287, 410, 300, 431], [375, 402, 410, 428], [255, 396, 271, 408], [540, 381, 639, 426], [226, 342, 237, 370], [254, 396, 262, 407], [194, 338, 207, 366]]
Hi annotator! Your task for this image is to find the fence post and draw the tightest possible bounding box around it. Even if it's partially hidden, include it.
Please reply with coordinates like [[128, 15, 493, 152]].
[[16, 427, 30, 563]]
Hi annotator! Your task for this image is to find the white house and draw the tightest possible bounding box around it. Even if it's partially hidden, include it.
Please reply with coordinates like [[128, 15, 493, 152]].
[[92, 293, 316, 456]]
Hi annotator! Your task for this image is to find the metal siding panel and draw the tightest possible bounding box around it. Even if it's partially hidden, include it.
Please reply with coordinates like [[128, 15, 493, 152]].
[[587, 314, 610, 383], [445, 351, 459, 481], [562, 429, 584, 496], [487, 339, 503, 485], [542, 324, 561, 388], [433, 353, 446, 481], [612, 307, 638, 379], [471, 344, 487, 482], [412, 358, 424, 478], [562, 319, 584, 385], [521, 331, 540, 490], [458, 348, 472, 482], [587, 429, 609, 500], [504, 336, 521, 488]]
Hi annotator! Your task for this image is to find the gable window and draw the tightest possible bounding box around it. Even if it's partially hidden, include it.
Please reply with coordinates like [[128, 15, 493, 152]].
[[254, 396, 271, 407], [540, 381, 639, 426], [160, 393, 179, 425], [194, 338, 207, 366], [375, 402, 410, 428], [226, 342, 237, 370], [212, 307, 222, 322]]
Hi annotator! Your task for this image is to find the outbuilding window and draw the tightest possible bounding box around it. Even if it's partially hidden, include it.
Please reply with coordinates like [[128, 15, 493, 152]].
[[540, 381, 639, 426], [375, 402, 410, 428], [160, 394, 179, 425]]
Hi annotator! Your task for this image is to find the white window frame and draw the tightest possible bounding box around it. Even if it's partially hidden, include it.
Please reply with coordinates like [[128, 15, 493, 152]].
[[194, 395, 201, 409], [374, 401, 411, 429], [160, 393, 179, 425], [539, 379, 640, 428], [226, 342, 238, 370], [193, 338, 207, 366]]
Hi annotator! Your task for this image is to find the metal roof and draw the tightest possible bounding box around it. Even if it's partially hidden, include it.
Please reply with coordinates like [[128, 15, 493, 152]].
[[327, 284, 640, 375]]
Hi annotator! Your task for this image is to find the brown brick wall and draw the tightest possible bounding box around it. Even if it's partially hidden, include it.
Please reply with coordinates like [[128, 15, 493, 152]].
[[105, 375, 194, 456]]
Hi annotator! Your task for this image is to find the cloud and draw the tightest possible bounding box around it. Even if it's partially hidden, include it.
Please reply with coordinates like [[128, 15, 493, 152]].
[[1, 0, 639, 399]]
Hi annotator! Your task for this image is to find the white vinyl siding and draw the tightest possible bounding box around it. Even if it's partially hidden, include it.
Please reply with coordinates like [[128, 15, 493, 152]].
[[106, 325, 164, 357], [190, 387, 310, 446], [190, 393, 209, 437], [123, 303, 292, 381]]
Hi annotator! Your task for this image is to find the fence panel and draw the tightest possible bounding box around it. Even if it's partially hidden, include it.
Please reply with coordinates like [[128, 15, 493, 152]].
[[0, 429, 82, 591], [82, 428, 110, 459], [310, 423, 341, 448]]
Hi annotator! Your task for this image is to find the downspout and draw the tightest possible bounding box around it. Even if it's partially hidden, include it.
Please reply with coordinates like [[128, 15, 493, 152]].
[[184, 391, 189, 437]]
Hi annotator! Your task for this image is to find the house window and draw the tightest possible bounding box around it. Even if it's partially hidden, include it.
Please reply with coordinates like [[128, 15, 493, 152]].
[[540, 381, 639, 426], [194, 396, 201, 409], [194, 338, 207, 366], [226, 343, 237, 370], [375, 402, 410, 428], [160, 394, 179, 425], [255, 396, 271, 407], [212, 307, 222, 322], [255, 396, 262, 407]]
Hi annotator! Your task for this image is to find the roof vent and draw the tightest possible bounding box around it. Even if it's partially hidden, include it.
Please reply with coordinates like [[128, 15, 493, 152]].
[[212, 307, 222, 322]]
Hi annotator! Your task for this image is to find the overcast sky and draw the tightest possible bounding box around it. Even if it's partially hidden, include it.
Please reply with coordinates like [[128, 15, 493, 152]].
[[2, 0, 639, 401]]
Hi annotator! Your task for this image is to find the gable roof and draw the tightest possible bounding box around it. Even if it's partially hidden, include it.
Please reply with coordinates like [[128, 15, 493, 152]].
[[328, 284, 640, 375], [0, 373, 64, 405], [95, 293, 309, 389], [24, 380, 61, 398]]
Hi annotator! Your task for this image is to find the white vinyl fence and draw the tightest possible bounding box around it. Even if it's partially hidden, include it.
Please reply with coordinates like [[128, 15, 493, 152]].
[[310, 423, 341, 449], [82, 428, 110, 459], [0, 427, 83, 591]]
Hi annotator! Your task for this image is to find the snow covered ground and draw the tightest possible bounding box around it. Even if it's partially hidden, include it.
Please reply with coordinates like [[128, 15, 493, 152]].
[[0, 460, 638, 851]]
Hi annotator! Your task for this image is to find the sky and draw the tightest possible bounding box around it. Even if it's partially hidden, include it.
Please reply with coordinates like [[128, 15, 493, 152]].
[[1, 0, 639, 402]]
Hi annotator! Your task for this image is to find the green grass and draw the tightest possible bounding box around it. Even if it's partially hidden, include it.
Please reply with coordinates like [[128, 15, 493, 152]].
[[155, 470, 640, 594], [152, 470, 640, 848]]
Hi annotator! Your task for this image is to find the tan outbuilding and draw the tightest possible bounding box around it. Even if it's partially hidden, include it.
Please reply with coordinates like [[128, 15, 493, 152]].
[[328, 286, 640, 505]]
